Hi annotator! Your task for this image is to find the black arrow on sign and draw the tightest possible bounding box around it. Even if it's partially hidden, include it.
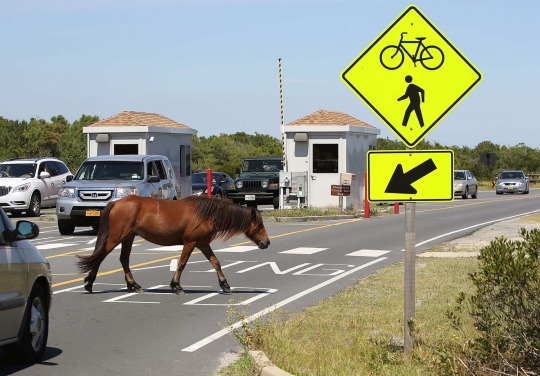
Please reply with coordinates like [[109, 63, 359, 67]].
[[385, 158, 437, 194]]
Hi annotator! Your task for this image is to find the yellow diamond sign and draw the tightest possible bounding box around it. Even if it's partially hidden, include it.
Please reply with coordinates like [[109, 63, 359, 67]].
[[342, 6, 482, 148]]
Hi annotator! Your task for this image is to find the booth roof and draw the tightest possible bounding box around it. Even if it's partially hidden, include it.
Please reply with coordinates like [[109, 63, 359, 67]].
[[90, 111, 189, 128], [287, 109, 376, 128]]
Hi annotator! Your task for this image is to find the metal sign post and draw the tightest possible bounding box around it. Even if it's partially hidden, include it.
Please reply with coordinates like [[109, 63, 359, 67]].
[[404, 201, 416, 352]]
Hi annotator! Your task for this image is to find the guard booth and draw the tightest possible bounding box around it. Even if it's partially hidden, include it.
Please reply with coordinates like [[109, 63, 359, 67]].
[[83, 111, 197, 198], [283, 110, 380, 209]]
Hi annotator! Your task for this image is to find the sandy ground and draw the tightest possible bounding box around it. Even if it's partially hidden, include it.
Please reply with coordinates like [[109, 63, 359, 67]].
[[419, 216, 540, 257]]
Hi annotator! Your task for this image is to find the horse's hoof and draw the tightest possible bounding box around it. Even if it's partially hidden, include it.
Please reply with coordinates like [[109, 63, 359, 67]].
[[84, 284, 93, 293], [220, 279, 231, 294], [175, 289, 185, 295], [135, 287, 144, 294]]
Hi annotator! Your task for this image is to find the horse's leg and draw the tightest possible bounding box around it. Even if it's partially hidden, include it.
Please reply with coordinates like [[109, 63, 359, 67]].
[[119, 234, 143, 293], [198, 244, 231, 294], [83, 237, 122, 293], [170, 242, 196, 295]]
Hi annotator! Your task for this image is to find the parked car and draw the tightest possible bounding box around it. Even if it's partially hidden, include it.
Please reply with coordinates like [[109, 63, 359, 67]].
[[227, 156, 283, 209], [0, 206, 51, 363], [191, 172, 234, 199], [454, 169, 478, 199], [0, 157, 73, 217], [56, 155, 178, 235], [496, 170, 529, 195]]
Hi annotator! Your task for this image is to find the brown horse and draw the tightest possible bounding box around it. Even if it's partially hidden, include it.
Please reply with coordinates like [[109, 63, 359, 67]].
[[76, 195, 270, 295]]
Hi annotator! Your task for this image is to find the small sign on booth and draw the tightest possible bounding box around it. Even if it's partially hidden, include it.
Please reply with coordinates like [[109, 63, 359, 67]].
[[331, 185, 351, 197]]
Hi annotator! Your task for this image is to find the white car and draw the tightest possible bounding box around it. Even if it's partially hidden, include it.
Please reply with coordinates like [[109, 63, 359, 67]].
[[0, 157, 73, 217], [0, 206, 52, 363]]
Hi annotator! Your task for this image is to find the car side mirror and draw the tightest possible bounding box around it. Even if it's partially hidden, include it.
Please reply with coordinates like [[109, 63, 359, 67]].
[[148, 175, 160, 183], [39, 171, 50, 179], [10, 220, 39, 241], [66, 175, 74, 182]]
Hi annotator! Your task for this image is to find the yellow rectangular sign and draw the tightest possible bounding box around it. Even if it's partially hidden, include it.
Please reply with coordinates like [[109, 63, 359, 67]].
[[367, 150, 454, 202]]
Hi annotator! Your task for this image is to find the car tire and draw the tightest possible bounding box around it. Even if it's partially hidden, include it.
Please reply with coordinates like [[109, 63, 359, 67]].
[[471, 187, 478, 199], [273, 197, 279, 209], [10, 211, 23, 217], [27, 193, 41, 217], [496, 191, 503, 195], [5, 284, 49, 363], [91, 224, 99, 231], [462, 187, 469, 199], [58, 220, 75, 235]]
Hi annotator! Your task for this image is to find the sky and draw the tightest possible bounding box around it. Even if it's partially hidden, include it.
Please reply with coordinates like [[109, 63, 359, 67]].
[[0, 0, 538, 148]]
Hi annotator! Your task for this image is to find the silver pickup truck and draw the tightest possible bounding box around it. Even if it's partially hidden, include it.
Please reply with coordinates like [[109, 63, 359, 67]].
[[56, 155, 177, 235]]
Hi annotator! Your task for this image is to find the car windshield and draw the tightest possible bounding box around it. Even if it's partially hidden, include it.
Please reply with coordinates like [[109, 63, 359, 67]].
[[242, 160, 282, 173], [0, 163, 36, 178], [192, 174, 216, 184], [454, 171, 466, 180], [500, 172, 524, 180], [75, 161, 144, 180]]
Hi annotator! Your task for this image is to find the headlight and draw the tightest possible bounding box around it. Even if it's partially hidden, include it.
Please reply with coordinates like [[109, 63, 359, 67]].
[[192, 189, 204, 195], [454, 183, 463, 188], [498, 182, 504, 186], [59, 188, 75, 197], [13, 183, 31, 192], [515, 182, 522, 186], [116, 187, 138, 198], [236, 181, 243, 189], [261, 180, 269, 188]]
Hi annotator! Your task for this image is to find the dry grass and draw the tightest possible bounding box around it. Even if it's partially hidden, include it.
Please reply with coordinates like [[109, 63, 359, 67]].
[[221, 258, 479, 375]]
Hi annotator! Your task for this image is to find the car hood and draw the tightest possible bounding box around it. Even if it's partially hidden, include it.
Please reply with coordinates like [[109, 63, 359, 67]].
[[0, 177, 31, 186], [192, 183, 214, 189], [453, 179, 467, 184], [63, 180, 144, 189]]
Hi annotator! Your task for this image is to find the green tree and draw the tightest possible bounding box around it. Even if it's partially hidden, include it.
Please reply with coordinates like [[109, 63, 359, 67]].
[[60, 114, 99, 172]]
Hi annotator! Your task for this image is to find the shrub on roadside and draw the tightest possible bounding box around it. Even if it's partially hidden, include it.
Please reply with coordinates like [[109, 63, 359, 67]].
[[449, 228, 540, 374]]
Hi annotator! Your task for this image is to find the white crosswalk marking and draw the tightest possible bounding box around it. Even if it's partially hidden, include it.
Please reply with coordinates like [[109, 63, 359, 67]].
[[214, 246, 258, 253], [346, 249, 390, 257], [148, 245, 184, 252], [280, 247, 327, 255], [36, 243, 78, 250]]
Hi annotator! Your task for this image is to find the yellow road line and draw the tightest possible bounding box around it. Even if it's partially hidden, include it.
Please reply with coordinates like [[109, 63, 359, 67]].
[[52, 251, 201, 288], [417, 194, 535, 213]]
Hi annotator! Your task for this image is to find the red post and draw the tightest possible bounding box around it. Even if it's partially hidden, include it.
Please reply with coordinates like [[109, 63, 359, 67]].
[[364, 171, 370, 218], [207, 168, 212, 198], [394, 202, 400, 214]]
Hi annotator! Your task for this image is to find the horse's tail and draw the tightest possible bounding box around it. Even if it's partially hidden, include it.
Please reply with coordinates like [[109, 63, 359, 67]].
[[76, 201, 116, 273]]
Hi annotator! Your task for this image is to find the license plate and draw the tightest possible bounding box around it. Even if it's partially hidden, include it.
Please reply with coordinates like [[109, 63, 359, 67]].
[[507, 187, 513, 190], [245, 195, 255, 201], [86, 210, 101, 217]]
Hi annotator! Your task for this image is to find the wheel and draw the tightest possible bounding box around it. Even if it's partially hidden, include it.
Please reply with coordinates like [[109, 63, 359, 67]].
[[380, 45, 404, 70], [10, 211, 22, 217], [91, 224, 99, 231], [471, 186, 478, 199], [27, 193, 41, 217], [420, 45, 444, 70], [496, 191, 503, 195], [462, 187, 469, 199], [58, 220, 75, 235], [273, 197, 280, 210], [5, 284, 49, 363]]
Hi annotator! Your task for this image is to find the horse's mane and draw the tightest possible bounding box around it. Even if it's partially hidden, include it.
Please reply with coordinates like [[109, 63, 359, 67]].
[[182, 196, 263, 241]]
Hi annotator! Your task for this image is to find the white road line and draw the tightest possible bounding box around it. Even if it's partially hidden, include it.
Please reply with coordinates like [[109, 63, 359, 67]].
[[181, 257, 387, 352], [148, 245, 184, 251], [401, 209, 540, 251], [214, 246, 258, 253], [346, 250, 391, 257], [87, 238, 97, 244], [280, 247, 327, 255], [36, 243, 78, 250]]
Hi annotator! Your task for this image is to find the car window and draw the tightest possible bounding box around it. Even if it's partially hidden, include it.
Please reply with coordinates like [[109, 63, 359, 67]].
[[147, 161, 158, 177], [37, 162, 49, 177], [75, 161, 144, 180], [154, 160, 167, 179], [466, 171, 472, 179], [454, 171, 466, 180], [54, 161, 70, 174], [0, 214, 7, 245], [163, 159, 175, 180], [46, 161, 62, 177], [0, 163, 35, 178]]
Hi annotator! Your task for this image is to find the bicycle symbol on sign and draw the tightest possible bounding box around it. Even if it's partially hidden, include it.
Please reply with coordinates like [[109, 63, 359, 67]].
[[380, 32, 444, 70]]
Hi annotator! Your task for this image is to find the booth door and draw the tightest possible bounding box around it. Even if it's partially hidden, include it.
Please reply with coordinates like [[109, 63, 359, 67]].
[[309, 141, 340, 207]]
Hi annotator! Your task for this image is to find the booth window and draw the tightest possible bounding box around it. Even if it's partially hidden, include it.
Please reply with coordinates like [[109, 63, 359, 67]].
[[114, 144, 138, 155], [313, 144, 338, 173], [180, 145, 192, 177]]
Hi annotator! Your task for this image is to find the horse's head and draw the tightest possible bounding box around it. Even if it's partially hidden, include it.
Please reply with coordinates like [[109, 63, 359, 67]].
[[246, 208, 270, 249]]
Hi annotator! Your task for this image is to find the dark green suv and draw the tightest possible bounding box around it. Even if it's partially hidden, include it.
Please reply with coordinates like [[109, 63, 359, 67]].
[[228, 156, 283, 209]]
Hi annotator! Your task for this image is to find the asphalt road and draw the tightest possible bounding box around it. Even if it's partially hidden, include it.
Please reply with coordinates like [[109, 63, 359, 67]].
[[2, 190, 540, 375]]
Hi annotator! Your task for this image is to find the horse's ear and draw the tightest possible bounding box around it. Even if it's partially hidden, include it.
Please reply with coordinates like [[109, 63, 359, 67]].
[[250, 208, 258, 223]]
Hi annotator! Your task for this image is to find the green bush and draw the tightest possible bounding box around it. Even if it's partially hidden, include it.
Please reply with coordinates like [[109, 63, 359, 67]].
[[456, 228, 540, 373]]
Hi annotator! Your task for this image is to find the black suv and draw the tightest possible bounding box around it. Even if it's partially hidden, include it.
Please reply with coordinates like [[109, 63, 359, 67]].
[[228, 156, 283, 209]]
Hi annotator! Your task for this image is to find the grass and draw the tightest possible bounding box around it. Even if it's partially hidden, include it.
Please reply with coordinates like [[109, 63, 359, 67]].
[[261, 206, 362, 218], [221, 258, 479, 376]]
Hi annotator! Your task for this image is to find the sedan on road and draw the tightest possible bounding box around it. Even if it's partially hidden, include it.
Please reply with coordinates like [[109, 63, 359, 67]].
[[192, 172, 235, 199], [496, 170, 529, 195], [0, 206, 51, 363], [454, 169, 478, 199]]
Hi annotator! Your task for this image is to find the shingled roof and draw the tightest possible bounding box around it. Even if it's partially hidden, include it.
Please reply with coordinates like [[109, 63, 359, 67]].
[[90, 111, 189, 128], [287, 110, 375, 128]]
